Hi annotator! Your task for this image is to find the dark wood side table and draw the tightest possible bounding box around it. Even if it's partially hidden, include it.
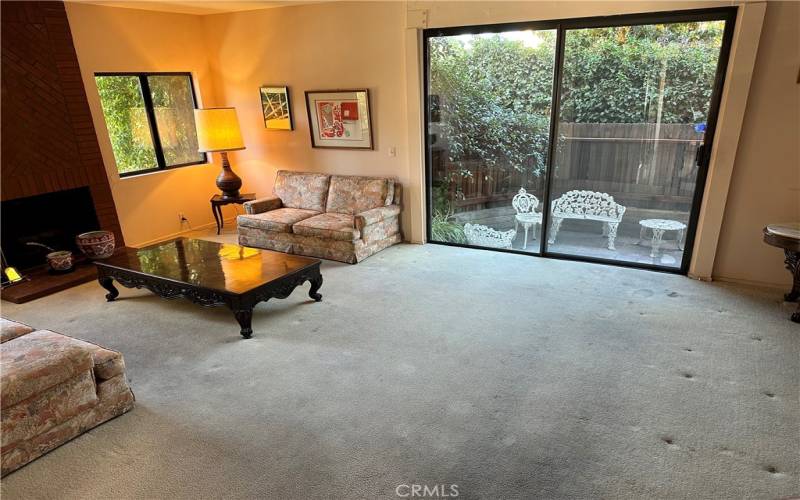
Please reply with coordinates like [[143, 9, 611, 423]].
[[763, 223, 800, 323], [210, 193, 255, 235]]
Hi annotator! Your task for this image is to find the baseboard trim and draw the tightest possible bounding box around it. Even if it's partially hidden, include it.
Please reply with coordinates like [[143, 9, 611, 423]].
[[129, 218, 236, 248], [711, 275, 788, 292], [132, 232, 786, 292]]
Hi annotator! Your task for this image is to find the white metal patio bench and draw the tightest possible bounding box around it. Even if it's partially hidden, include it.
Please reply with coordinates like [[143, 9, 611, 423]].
[[548, 190, 627, 250], [464, 223, 516, 249]]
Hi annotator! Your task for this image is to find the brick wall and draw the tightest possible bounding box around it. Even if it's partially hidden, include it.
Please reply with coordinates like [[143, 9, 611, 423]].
[[1, 1, 123, 244]]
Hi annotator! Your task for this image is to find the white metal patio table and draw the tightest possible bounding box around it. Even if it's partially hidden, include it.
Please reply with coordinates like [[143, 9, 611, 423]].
[[639, 219, 687, 258]]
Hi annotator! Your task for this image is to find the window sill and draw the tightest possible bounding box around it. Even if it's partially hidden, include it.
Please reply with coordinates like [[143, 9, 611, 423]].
[[117, 161, 210, 180]]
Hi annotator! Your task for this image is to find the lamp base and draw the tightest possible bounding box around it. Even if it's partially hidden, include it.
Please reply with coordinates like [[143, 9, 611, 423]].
[[216, 151, 242, 199]]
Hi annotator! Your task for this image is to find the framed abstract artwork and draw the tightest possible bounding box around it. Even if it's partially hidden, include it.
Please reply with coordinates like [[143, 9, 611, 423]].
[[260, 86, 293, 130], [304, 89, 373, 149]]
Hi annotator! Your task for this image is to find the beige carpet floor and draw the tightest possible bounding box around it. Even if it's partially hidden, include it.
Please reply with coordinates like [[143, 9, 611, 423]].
[[1, 240, 798, 499]]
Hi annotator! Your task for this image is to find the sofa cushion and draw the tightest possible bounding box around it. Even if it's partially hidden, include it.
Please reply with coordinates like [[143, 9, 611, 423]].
[[1, 370, 97, 448], [243, 196, 282, 215], [1, 371, 134, 476], [1, 330, 94, 409], [326, 175, 394, 215], [355, 204, 402, 230], [1, 318, 34, 344], [293, 213, 361, 241], [273, 170, 331, 212], [53, 334, 127, 381], [91, 347, 126, 381], [237, 208, 320, 233]]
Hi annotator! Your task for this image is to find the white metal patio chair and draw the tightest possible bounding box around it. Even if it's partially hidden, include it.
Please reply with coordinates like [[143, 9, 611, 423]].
[[512, 187, 543, 250]]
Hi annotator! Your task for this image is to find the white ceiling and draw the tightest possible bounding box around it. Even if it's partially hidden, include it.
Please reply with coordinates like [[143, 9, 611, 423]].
[[69, 0, 327, 16]]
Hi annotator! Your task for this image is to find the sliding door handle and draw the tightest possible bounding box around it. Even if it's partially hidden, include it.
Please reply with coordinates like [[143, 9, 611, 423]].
[[695, 144, 705, 167]]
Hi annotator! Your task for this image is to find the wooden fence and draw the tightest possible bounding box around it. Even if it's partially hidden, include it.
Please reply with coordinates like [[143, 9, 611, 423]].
[[433, 123, 703, 213]]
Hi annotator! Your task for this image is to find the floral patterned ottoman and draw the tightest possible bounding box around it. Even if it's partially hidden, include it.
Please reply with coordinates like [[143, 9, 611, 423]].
[[0, 318, 134, 475]]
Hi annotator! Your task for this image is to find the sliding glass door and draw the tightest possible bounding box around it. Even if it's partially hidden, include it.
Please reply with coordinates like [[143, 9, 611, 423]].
[[426, 27, 558, 254], [545, 18, 730, 269], [424, 8, 735, 272]]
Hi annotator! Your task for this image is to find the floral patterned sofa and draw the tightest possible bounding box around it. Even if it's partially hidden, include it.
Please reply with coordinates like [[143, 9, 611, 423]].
[[0, 318, 134, 476], [237, 171, 402, 263]]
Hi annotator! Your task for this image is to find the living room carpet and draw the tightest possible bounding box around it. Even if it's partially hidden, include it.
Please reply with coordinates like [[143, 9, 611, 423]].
[[1, 241, 797, 499]]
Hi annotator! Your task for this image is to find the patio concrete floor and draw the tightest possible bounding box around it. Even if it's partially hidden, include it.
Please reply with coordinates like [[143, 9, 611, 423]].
[[507, 228, 685, 268]]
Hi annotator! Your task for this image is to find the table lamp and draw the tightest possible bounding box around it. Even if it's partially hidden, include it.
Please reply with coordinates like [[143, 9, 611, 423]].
[[195, 108, 245, 199]]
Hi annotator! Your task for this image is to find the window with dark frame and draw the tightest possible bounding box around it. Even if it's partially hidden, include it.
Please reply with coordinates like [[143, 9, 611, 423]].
[[94, 72, 206, 177]]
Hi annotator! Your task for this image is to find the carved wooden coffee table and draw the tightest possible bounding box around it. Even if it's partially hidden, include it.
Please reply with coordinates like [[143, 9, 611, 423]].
[[94, 238, 323, 338]]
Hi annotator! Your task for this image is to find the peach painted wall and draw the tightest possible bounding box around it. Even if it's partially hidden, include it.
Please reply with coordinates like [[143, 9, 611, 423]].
[[65, 2, 223, 247], [412, 0, 733, 26], [64, 1, 794, 289], [202, 2, 412, 237], [713, 1, 800, 288], [200, 0, 742, 247]]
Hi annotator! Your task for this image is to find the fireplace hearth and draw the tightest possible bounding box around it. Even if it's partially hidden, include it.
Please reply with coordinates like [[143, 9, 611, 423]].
[[0, 187, 122, 304], [2, 187, 101, 271]]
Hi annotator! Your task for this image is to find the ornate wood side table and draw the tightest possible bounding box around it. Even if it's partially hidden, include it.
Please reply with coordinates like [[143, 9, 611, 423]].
[[210, 193, 255, 235], [763, 223, 800, 323]]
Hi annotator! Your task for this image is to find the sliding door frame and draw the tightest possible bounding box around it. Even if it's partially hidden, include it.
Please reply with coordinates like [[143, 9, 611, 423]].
[[423, 6, 737, 274]]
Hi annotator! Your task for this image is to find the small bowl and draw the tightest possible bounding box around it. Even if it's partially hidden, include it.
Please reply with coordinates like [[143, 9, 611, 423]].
[[76, 230, 115, 259], [46, 251, 74, 272]]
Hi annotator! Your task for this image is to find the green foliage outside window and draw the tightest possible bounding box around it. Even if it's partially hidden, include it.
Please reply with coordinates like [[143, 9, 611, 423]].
[[148, 75, 203, 167], [560, 23, 724, 124], [428, 22, 724, 181], [95, 74, 203, 175], [430, 31, 556, 178], [95, 75, 157, 174]]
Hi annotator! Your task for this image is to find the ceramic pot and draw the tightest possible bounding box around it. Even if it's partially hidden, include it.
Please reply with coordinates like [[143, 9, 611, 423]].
[[76, 231, 115, 259], [46, 251, 74, 272]]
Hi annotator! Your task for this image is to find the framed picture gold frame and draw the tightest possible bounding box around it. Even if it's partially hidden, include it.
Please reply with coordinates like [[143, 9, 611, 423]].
[[260, 86, 293, 130]]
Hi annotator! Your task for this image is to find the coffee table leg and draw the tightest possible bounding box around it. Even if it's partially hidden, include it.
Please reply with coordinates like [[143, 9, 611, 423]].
[[233, 309, 253, 338], [308, 274, 323, 302], [99, 276, 119, 302]]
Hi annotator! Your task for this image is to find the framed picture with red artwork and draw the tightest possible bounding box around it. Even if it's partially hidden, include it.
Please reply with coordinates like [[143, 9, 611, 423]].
[[304, 89, 373, 149]]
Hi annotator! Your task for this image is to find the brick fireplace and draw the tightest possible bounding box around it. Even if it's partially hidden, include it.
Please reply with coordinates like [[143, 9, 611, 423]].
[[1, 1, 123, 298]]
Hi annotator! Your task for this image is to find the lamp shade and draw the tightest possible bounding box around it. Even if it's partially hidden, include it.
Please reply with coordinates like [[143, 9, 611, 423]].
[[194, 108, 245, 152]]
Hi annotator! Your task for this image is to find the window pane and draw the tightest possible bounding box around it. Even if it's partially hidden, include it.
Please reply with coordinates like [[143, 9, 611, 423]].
[[547, 21, 726, 268], [147, 75, 204, 166], [427, 30, 557, 254], [95, 75, 158, 174]]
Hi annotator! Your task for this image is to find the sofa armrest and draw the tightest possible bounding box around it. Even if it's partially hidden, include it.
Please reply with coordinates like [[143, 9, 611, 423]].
[[243, 197, 282, 214], [355, 204, 401, 231]]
